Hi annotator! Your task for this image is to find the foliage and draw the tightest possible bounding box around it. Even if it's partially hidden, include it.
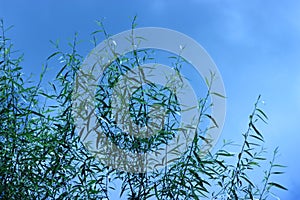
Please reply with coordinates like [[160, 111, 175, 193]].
[[0, 19, 287, 200]]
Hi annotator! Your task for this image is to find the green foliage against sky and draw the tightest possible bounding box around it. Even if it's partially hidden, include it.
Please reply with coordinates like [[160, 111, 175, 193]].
[[0, 19, 286, 200]]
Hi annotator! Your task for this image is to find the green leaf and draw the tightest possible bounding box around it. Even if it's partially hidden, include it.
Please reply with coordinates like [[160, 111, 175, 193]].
[[240, 175, 254, 187], [249, 134, 264, 142], [30, 110, 45, 118], [47, 52, 60, 60], [250, 122, 264, 140], [204, 114, 219, 128], [256, 108, 268, 120], [272, 164, 287, 168], [211, 92, 226, 98], [271, 171, 285, 175], [268, 182, 288, 190], [255, 113, 268, 124]]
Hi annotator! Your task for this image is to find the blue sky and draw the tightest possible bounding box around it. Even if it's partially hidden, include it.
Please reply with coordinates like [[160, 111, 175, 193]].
[[1, 0, 300, 199]]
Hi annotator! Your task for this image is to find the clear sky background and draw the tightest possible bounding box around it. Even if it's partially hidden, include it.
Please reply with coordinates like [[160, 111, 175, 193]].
[[1, 0, 300, 199]]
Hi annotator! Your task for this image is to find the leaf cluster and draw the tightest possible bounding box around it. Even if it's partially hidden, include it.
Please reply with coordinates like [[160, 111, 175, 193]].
[[0, 19, 287, 200]]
